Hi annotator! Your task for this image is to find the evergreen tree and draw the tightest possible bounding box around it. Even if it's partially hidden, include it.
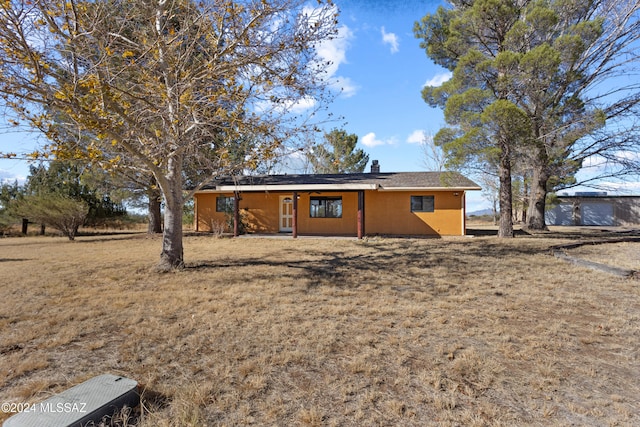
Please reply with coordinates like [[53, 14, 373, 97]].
[[0, 180, 23, 234], [12, 193, 89, 240], [415, 0, 640, 234], [26, 161, 126, 227], [308, 129, 369, 174]]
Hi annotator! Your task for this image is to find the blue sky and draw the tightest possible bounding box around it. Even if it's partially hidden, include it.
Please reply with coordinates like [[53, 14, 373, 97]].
[[299, 0, 493, 209], [313, 0, 448, 174]]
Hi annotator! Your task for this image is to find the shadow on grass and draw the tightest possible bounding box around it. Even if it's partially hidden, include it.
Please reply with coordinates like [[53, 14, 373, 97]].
[[75, 230, 145, 237], [139, 387, 171, 416], [185, 237, 550, 292], [0, 232, 149, 248], [466, 227, 531, 237]]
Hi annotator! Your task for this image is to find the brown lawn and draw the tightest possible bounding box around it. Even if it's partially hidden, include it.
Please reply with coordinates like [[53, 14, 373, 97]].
[[0, 230, 639, 426], [566, 241, 640, 272]]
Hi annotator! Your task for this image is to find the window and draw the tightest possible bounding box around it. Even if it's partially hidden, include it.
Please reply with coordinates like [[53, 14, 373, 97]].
[[411, 195, 434, 212], [310, 197, 342, 218], [216, 196, 235, 212]]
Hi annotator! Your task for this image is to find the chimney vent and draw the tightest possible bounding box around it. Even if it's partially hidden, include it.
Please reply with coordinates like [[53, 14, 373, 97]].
[[370, 160, 380, 173]]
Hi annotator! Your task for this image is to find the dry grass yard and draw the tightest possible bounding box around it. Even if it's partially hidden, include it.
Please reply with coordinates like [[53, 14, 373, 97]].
[[1, 229, 639, 426], [566, 241, 640, 272]]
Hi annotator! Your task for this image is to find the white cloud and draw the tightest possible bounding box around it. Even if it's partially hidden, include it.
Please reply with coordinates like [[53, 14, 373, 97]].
[[253, 96, 317, 115], [330, 76, 358, 98], [570, 180, 640, 195], [604, 181, 640, 193], [381, 27, 399, 53], [253, 15, 355, 113], [580, 152, 640, 172], [279, 149, 310, 174], [0, 169, 26, 185], [315, 24, 351, 77], [285, 96, 318, 114], [361, 132, 387, 147], [407, 130, 427, 144], [613, 150, 640, 162], [424, 72, 453, 87], [313, 22, 357, 97]]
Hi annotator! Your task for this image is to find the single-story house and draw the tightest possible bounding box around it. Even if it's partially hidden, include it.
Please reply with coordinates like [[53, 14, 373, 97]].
[[193, 165, 481, 238], [545, 193, 640, 226]]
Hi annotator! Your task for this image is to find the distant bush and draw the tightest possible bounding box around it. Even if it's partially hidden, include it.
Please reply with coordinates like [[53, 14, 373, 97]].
[[12, 193, 89, 240], [0, 210, 16, 236], [467, 214, 496, 223], [83, 213, 148, 231]]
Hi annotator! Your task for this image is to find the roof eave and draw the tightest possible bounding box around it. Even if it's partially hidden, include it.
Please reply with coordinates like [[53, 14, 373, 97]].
[[378, 186, 482, 191], [195, 184, 482, 193], [215, 183, 380, 192]]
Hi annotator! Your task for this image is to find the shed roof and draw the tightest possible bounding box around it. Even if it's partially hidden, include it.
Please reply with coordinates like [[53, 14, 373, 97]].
[[556, 194, 640, 199], [197, 171, 481, 193]]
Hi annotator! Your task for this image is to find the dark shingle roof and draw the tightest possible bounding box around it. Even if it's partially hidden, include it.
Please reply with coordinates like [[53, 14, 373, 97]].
[[199, 171, 481, 191]]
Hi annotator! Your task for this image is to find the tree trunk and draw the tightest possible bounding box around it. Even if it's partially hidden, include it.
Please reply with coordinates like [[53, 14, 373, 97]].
[[157, 156, 184, 271], [492, 199, 498, 225], [521, 175, 528, 224], [68, 223, 80, 241], [498, 141, 514, 238], [233, 191, 240, 237], [159, 195, 184, 270], [526, 164, 550, 231], [147, 182, 163, 234]]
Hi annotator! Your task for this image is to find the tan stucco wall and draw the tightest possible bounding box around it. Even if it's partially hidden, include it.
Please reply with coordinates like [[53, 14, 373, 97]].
[[195, 190, 466, 236], [364, 190, 464, 236], [296, 192, 358, 235], [195, 192, 281, 233]]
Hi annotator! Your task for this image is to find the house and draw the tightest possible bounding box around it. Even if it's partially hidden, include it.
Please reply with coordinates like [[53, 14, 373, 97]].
[[545, 193, 640, 226], [193, 164, 481, 238]]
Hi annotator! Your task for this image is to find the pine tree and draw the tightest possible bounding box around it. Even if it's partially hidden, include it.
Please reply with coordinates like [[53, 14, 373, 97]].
[[308, 129, 369, 174]]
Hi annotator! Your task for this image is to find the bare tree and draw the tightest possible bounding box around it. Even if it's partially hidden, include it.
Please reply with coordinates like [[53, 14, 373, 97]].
[[419, 130, 446, 172], [0, 0, 338, 269]]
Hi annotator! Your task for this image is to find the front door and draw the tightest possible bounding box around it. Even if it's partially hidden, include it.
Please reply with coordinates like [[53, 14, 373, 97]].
[[279, 196, 293, 232]]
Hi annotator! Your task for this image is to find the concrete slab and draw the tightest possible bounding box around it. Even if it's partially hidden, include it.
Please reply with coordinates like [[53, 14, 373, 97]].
[[3, 374, 138, 427]]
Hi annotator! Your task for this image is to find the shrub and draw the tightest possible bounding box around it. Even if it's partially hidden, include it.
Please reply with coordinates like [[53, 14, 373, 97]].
[[12, 193, 89, 240], [0, 210, 16, 236]]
